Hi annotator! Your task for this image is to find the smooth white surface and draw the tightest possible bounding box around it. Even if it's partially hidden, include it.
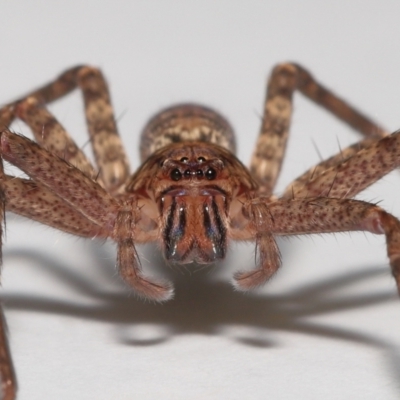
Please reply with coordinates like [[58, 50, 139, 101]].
[[1, 2, 400, 399]]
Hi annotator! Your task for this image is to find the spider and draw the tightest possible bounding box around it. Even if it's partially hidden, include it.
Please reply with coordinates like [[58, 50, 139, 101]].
[[0, 63, 399, 399]]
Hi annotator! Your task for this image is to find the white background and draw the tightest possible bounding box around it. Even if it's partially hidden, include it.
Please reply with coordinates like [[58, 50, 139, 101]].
[[1, 1, 400, 399]]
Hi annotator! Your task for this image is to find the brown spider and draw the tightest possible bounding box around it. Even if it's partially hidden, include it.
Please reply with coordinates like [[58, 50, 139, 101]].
[[0, 63, 399, 399]]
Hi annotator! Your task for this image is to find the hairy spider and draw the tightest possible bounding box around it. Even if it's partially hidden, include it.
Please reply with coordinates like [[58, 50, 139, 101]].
[[0, 63, 399, 399]]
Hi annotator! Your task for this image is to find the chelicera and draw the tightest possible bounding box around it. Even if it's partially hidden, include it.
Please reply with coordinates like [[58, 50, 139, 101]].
[[0, 62, 399, 399]]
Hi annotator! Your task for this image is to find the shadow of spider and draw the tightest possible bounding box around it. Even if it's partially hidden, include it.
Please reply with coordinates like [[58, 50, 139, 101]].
[[2, 240, 400, 394], [0, 241, 395, 343]]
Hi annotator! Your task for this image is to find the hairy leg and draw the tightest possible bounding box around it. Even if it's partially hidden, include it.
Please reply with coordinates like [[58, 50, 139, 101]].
[[3, 176, 105, 237], [260, 197, 400, 290], [281, 137, 379, 196], [250, 63, 388, 195], [281, 131, 400, 199], [11, 97, 97, 181], [0, 130, 118, 229], [229, 195, 281, 290], [233, 232, 281, 290], [114, 201, 173, 301], [0, 129, 170, 301], [0, 66, 130, 192], [0, 132, 107, 399]]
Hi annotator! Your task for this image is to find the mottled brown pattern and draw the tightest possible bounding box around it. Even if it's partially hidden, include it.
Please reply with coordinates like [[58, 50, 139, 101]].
[[0, 65, 129, 193], [1, 131, 118, 229], [283, 136, 383, 193], [77, 67, 130, 191], [250, 63, 387, 195], [140, 104, 236, 162], [294, 64, 387, 137], [0, 63, 399, 398], [14, 97, 97, 180], [250, 64, 297, 193], [126, 141, 257, 197], [282, 133, 400, 199], [3, 176, 104, 237]]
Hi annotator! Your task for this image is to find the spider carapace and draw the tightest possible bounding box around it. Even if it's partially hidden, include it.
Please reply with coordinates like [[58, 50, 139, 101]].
[[129, 104, 258, 266], [0, 63, 400, 399]]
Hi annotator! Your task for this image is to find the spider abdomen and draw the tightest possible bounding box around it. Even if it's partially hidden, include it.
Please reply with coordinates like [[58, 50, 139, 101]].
[[139, 103, 236, 162]]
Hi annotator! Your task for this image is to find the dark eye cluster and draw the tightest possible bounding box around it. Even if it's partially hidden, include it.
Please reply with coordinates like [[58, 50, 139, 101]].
[[170, 167, 217, 181], [168, 156, 219, 181]]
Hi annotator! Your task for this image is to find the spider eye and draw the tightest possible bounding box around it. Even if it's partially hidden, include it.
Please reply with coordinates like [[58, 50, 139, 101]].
[[205, 168, 216, 180], [170, 169, 182, 181], [180, 157, 188, 163], [196, 170, 203, 177], [197, 157, 206, 163]]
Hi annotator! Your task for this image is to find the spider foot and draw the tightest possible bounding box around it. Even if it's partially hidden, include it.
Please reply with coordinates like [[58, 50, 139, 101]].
[[124, 272, 174, 302], [232, 268, 272, 291]]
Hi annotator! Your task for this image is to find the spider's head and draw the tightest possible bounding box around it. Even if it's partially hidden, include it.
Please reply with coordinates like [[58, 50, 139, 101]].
[[155, 145, 230, 264], [141, 143, 253, 265], [127, 139, 258, 266]]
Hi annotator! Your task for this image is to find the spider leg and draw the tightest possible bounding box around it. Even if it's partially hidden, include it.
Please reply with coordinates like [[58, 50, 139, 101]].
[[0, 66, 130, 192], [0, 130, 118, 229], [77, 67, 130, 192], [5, 97, 98, 182], [0, 142, 105, 400], [114, 203, 173, 301], [267, 197, 400, 292], [0, 308, 16, 400], [233, 232, 281, 290], [3, 176, 105, 237], [0, 152, 15, 399], [250, 63, 388, 195], [281, 131, 400, 199], [229, 194, 281, 289], [281, 136, 379, 197], [0, 130, 172, 301]]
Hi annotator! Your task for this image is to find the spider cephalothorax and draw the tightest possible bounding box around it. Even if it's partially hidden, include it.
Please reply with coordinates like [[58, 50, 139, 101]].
[[125, 110, 253, 267], [0, 63, 400, 399], [125, 104, 258, 266]]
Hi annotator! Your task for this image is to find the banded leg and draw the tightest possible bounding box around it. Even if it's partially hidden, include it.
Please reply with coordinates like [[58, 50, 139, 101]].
[[0, 66, 85, 133], [10, 97, 97, 181], [0, 65, 130, 192], [250, 63, 388, 195], [264, 197, 400, 291], [281, 131, 400, 199]]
